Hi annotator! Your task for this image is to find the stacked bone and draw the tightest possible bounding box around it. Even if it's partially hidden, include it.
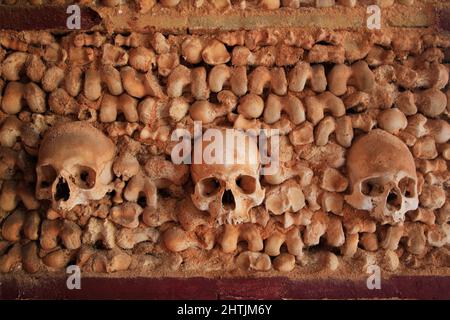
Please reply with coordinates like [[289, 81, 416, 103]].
[[0, 0, 418, 10], [0, 28, 449, 275]]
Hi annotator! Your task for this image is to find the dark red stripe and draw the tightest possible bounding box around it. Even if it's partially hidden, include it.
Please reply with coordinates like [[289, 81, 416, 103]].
[[1, 276, 449, 300], [0, 6, 101, 31]]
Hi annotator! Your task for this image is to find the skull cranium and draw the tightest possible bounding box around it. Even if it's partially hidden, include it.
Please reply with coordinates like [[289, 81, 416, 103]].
[[345, 129, 419, 224], [36, 121, 115, 212], [191, 129, 265, 225]]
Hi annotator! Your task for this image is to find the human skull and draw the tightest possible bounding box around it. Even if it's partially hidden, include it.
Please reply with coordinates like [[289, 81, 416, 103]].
[[191, 129, 265, 225], [36, 121, 116, 212], [345, 129, 419, 225]]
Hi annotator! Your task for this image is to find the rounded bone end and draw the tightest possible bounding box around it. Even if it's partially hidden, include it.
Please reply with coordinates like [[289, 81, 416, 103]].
[[381, 249, 400, 271], [323, 252, 339, 271], [260, 0, 281, 9], [182, 37, 204, 64], [273, 253, 296, 272], [42, 249, 73, 270], [202, 40, 230, 65], [377, 108, 408, 135], [163, 227, 194, 252], [237, 94, 264, 119], [0, 243, 22, 273], [106, 250, 132, 273], [110, 202, 143, 229], [236, 251, 272, 271], [160, 0, 181, 7]]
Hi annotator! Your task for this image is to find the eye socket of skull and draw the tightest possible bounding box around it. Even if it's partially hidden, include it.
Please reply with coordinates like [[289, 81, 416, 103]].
[[198, 177, 222, 197], [398, 177, 416, 198], [38, 165, 57, 189], [236, 175, 257, 194], [73, 165, 97, 190], [361, 178, 385, 196]]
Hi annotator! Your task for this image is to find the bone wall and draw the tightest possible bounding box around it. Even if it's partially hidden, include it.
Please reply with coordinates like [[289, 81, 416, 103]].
[[0, 0, 424, 10], [0, 28, 449, 276]]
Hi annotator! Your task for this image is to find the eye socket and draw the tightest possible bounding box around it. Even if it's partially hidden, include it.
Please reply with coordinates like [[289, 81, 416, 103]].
[[361, 179, 384, 196], [398, 177, 416, 198], [236, 175, 257, 194], [38, 165, 57, 188], [74, 166, 96, 189], [199, 177, 221, 197]]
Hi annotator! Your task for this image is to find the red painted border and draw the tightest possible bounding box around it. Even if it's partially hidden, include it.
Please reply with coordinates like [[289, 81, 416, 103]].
[[437, 7, 450, 32], [1, 276, 449, 300], [0, 6, 101, 31]]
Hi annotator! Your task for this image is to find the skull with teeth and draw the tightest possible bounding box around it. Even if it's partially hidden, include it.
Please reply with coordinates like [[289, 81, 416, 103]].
[[191, 129, 265, 225], [36, 121, 115, 212], [345, 129, 419, 225]]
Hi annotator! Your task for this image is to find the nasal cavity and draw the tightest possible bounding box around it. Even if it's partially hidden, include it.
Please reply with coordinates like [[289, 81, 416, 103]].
[[222, 190, 236, 210], [55, 177, 70, 201], [386, 189, 401, 210]]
